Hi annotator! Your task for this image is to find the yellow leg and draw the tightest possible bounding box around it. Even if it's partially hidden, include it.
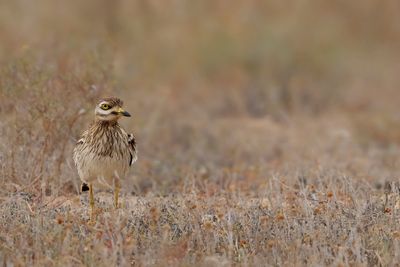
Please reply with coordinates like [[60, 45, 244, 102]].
[[89, 183, 95, 223], [114, 183, 120, 209]]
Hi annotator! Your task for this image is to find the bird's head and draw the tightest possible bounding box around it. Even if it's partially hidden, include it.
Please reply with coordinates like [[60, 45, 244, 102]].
[[95, 97, 131, 122]]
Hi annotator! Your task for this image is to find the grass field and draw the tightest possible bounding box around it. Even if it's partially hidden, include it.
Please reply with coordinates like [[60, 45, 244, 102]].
[[1, 1, 400, 266]]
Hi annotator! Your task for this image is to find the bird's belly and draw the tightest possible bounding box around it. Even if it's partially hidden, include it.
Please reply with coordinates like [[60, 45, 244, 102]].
[[81, 153, 129, 188]]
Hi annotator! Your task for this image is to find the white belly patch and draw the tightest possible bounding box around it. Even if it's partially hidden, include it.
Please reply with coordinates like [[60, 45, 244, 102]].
[[76, 151, 129, 188]]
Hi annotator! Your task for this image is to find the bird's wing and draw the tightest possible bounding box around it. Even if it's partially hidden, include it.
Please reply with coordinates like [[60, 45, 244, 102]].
[[127, 133, 137, 166], [75, 128, 89, 145], [73, 130, 87, 165]]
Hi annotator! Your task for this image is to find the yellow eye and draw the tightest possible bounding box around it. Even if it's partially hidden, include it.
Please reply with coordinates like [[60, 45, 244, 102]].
[[100, 104, 111, 110]]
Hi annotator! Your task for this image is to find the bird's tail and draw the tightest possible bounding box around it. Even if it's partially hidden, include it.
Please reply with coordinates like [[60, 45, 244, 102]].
[[81, 183, 89, 192]]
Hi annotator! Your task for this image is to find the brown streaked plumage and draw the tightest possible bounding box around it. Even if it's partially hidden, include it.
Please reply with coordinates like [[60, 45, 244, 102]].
[[73, 97, 137, 223]]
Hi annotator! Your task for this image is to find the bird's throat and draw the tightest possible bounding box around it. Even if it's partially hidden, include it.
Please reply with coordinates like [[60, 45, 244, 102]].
[[95, 119, 119, 127]]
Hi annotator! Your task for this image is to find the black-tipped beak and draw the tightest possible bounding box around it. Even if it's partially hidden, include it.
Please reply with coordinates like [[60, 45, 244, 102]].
[[121, 110, 131, 117], [117, 107, 131, 117]]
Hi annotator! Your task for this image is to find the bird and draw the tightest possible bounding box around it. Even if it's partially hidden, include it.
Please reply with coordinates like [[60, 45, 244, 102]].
[[73, 97, 137, 222]]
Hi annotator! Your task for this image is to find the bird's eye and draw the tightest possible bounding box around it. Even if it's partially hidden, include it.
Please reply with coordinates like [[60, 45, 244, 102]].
[[100, 104, 111, 110]]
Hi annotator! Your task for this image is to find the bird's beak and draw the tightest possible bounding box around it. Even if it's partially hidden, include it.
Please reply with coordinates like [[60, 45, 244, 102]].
[[118, 107, 131, 117]]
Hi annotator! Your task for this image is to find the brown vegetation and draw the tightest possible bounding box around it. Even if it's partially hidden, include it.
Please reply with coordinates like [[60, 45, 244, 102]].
[[1, 1, 400, 266]]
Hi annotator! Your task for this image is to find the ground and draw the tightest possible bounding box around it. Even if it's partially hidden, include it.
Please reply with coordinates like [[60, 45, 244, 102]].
[[1, 1, 400, 266]]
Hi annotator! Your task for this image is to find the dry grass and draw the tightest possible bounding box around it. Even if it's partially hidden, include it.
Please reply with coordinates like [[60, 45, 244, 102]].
[[1, 0, 400, 266]]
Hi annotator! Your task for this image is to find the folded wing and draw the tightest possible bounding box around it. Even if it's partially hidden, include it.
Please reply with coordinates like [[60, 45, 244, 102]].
[[128, 133, 138, 166]]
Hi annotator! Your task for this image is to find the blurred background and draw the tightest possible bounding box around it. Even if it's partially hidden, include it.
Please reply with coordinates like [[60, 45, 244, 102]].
[[0, 0, 399, 197]]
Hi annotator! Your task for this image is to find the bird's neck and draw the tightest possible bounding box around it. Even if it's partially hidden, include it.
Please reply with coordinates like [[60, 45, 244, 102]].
[[94, 119, 120, 128]]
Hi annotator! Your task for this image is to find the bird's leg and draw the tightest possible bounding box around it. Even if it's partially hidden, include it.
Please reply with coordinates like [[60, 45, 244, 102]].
[[89, 183, 95, 223], [114, 181, 120, 209]]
